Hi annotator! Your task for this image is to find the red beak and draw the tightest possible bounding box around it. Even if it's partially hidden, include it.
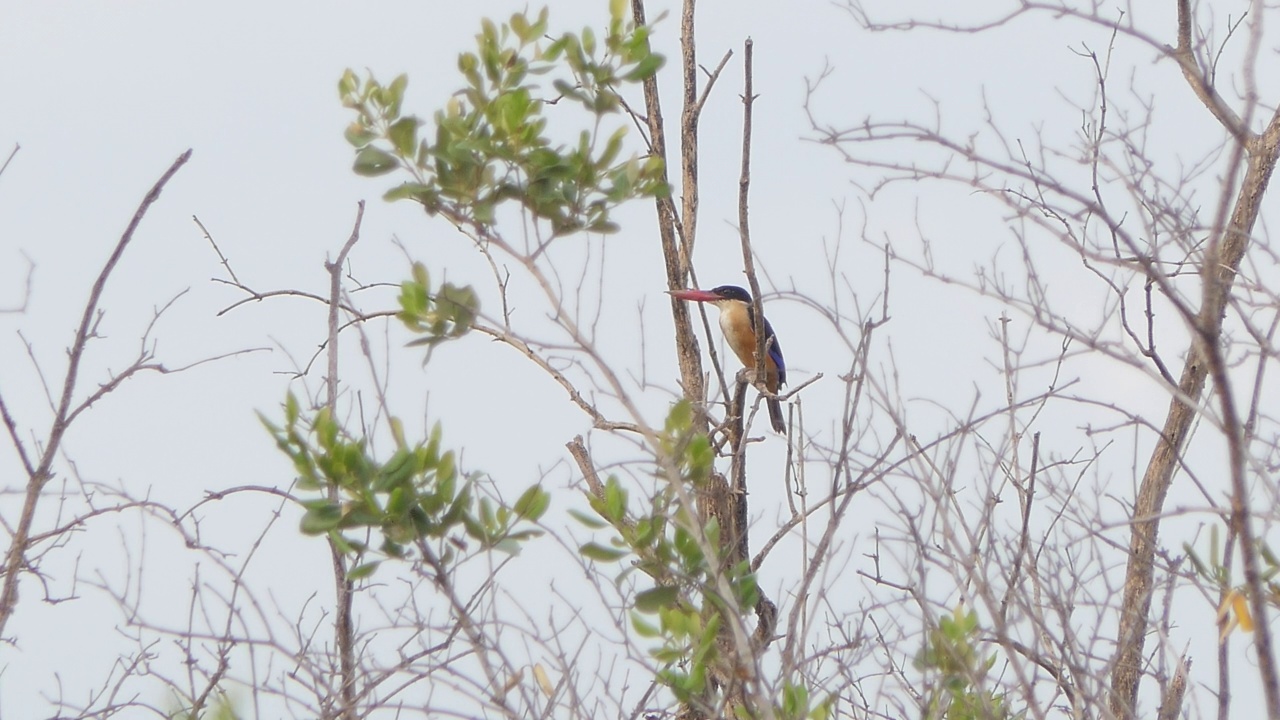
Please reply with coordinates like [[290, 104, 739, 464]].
[[667, 288, 720, 302]]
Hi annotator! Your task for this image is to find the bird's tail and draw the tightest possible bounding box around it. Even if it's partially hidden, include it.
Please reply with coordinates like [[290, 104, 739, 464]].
[[767, 398, 786, 434]]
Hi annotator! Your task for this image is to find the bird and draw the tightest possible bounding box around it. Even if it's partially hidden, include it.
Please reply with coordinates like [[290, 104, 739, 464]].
[[668, 285, 787, 433]]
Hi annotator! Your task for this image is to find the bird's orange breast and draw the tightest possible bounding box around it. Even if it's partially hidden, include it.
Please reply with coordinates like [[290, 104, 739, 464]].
[[718, 302, 780, 391]]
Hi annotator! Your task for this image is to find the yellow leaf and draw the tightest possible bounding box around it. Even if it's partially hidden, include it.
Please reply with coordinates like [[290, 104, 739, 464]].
[[533, 663, 554, 698], [1217, 590, 1234, 626], [1234, 591, 1255, 632], [1218, 589, 1255, 642]]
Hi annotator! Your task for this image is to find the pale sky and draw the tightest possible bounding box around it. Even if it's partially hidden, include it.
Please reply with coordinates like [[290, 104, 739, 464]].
[[0, 1, 1267, 717]]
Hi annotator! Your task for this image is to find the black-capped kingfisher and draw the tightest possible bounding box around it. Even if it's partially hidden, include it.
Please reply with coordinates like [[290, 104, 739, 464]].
[[669, 285, 787, 433]]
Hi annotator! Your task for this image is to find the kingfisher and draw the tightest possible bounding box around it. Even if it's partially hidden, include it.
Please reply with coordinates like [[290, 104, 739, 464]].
[[669, 285, 787, 433]]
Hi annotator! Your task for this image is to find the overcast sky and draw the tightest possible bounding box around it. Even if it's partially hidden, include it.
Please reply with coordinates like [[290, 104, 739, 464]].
[[0, 1, 1265, 716]]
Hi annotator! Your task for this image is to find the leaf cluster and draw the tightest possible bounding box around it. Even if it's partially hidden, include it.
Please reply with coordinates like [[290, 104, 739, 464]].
[[914, 605, 1016, 720], [340, 4, 667, 238], [573, 401, 756, 703], [262, 393, 549, 579], [777, 681, 836, 720], [1185, 525, 1280, 637], [396, 261, 478, 361]]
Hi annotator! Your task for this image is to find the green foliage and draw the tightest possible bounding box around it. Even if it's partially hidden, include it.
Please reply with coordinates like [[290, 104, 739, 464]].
[[661, 398, 714, 487], [396, 261, 478, 361], [170, 695, 241, 720], [777, 681, 836, 720], [1185, 523, 1280, 602], [1184, 523, 1233, 590], [1184, 524, 1280, 637], [914, 605, 1015, 720], [262, 394, 548, 576], [571, 401, 757, 705], [340, 5, 667, 238]]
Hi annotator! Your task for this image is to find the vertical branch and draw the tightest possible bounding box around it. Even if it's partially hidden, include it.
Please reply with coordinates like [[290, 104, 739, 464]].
[[1001, 432, 1039, 621], [1205, 239, 1280, 717], [1115, 126, 1280, 719], [0, 143, 18, 180], [730, 38, 760, 565], [631, 0, 707, 412], [736, 39, 768, 389], [678, 0, 700, 261], [0, 150, 191, 639], [1110, 2, 1280, 714], [1216, 526, 1238, 720], [701, 36, 781, 720], [1156, 656, 1190, 720], [322, 200, 365, 720], [727, 379, 749, 563]]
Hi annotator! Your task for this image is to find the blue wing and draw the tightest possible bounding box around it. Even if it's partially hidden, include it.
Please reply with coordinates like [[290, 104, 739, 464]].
[[762, 316, 786, 386]]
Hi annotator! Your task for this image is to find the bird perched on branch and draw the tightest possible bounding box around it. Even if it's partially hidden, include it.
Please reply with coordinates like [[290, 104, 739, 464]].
[[668, 285, 787, 433]]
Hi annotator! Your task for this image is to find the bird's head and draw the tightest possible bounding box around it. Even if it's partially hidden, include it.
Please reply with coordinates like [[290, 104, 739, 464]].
[[667, 285, 752, 307]]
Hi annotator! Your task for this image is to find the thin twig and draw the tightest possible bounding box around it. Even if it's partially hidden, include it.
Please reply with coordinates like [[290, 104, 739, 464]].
[[0, 149, 192, 638], [0, 143, 18, 180], [192, 215, 242, 286], [322, 200, 365, 720], [692, 50, 733, 120]]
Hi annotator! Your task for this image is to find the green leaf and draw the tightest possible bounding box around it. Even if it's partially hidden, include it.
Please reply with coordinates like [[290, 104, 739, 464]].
[[1183, 543, 1210, 581], [387, 73, 409, 115], [314, 408, 337, 449], [384, 182, 440, 209], [441, 484, 472, 529], [665, 400, 692, 433], [1263, 542, 1280, 568], [510, 12, 531, 42], [398, 277, 429, 317], [604, 478, 626, 521], [704, 516, 720, 549], [348, 561, 381, 580], [492, 537, 523, 555], [376, 448, 416, 491], [300, 503, 343, 534], [341, 502, 382, 528], [438, 450, 457, 483], [343, 122, 379, 148], [437, 283, 478, 335], [635, 585, 679, 612], [809, 695, 836, 720], [513, 485, 550, 521], [425, 424, 442, 465], [544, 37, 567, 61], [388, 117, 420, 157], [569, 508, 608, 529], [411, 261, 429, 288], [285, 392, 300, 425], [598, 126, 627, 168], [353, 146, 399, 176], [783, 682, 809, 717], [633, 517, 656, 547], [688, 435, 713, 480], [622, 53, 664, 82], [630, 611, 660, 638], [660, 605, 698, 637], [580, 542, 628, 562], [329, 530, 358, 555], [386, 486, 411, 515], [338, 69, 359, 100]]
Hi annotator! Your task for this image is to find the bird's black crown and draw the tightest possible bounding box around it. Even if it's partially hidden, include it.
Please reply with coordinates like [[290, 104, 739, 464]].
[[710, 285, 752, 302]]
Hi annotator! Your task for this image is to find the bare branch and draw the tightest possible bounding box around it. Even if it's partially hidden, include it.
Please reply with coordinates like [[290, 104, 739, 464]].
[[0, 149, 192, 639], [322, 200, 366, 720], [193, 214, 243, 286]]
